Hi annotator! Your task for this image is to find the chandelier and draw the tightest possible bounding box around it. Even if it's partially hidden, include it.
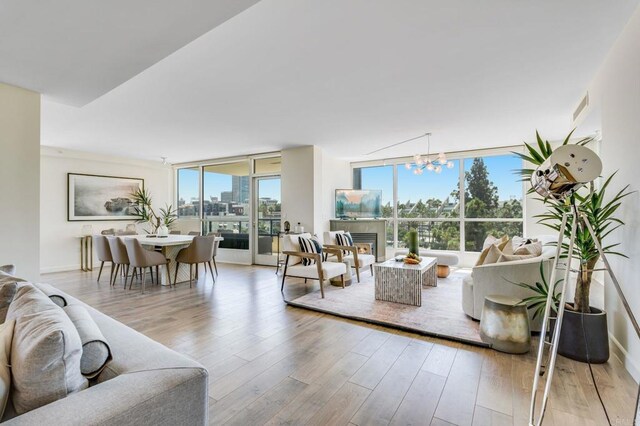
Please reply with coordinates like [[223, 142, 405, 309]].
[[404, 133, 454, 175]]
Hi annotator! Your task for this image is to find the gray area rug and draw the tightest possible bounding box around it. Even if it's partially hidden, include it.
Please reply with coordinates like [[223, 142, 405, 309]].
[[286, 269, 487, 347]]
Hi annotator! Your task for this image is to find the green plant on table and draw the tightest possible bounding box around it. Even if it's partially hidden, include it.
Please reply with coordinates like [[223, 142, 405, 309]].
[[130, 188, 177, 233]]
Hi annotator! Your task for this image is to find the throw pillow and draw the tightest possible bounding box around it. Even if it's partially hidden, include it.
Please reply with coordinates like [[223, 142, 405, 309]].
[[63, 305, 112, 379], [298, 236, 322, 266], [497, 253, 537, 263], [0, 319, 15, 418], [335, 232, 354, 254], [476, 235, 509, 266], [0, 265, 15, 276], [34, 283, 67, 307], [0, 282, 18, 324], [6, 284, 87, 414], [514, 241, 543, 257]]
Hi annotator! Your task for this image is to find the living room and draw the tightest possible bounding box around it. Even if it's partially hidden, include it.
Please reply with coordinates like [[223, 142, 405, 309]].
[[1, 1, 640, 425]]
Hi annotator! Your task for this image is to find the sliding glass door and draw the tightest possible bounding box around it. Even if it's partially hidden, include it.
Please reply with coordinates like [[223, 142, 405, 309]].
[[253, 176, 281, 266]]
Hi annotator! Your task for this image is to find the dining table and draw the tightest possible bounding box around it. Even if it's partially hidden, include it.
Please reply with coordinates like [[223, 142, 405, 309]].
[[125, 234, 223, 286]]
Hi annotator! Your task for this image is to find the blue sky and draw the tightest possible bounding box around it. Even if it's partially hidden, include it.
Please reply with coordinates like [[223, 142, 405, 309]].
[[178, 154, 521, 205], [178, 169, 280, 202], [359, 155, 522, 205]]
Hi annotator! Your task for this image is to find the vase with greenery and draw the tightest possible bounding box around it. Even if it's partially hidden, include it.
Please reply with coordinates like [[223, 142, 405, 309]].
[[130, 188, 178, 234], [514, 130, 632, 362]]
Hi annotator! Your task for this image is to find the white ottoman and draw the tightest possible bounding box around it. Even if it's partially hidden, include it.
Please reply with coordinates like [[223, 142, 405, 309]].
[[394, 249, 459, 278]]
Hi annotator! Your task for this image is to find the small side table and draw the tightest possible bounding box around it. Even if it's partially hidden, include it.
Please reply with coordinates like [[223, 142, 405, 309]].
[[78, 235, 93, 272], [479, 294, 530, 354], [330, 258, 353, 287]]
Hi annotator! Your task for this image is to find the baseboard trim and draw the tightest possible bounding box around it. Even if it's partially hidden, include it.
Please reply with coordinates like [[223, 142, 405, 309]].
[[609, 332, 640, 383], [41, 264, 85, 274]]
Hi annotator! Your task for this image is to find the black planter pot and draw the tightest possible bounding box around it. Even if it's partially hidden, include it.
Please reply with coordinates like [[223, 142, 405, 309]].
[[550, 306, 609, 364]]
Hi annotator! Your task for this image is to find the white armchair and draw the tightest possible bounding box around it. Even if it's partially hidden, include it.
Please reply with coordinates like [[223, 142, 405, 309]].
[[281, 233, 347, 298], [461, 235, 559, 331], [323, 231, 376, 283]]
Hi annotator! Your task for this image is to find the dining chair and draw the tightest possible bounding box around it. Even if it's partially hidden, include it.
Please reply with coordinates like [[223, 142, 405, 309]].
[[116, 230, 137, 236], [106, 236, 135, 287], [101, 228, 115, 236], [93, 235, 114, 283], [207, 232, 220, 276], [170, 230, 181, 235], [175, 236, 216, 287], [124, 238, 172, 293]]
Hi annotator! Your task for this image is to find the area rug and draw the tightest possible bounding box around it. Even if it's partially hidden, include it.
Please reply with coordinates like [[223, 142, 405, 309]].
[[285, 269, 487, 347]]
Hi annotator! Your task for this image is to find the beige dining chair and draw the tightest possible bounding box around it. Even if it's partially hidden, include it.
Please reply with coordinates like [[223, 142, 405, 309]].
[[106, 236, 135, 287], [124, 238, 172, 293], [175, 236, 216, 287], [207, 232, 221, 276], [94, 235, 114, 283], [101, 228, 115, 236]]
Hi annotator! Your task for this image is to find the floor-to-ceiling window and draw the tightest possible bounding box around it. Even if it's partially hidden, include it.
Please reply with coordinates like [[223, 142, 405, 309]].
[[353, 165, 394, 248], [203, 161, 250, 250], [352, 151, 523, 253], [177, 167, 200, 218]]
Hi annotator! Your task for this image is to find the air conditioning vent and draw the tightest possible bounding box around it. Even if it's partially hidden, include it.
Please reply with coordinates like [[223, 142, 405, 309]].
[[573, 92, 589, 123]]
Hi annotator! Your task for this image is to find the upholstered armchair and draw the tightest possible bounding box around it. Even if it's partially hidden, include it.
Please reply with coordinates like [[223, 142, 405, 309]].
[[323, 231, 375, 282], [281, 233, 347, 298]]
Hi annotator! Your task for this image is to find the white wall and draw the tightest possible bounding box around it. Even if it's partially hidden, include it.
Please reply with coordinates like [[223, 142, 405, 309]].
[[40, 147, 173, 273], [582, 4, 640, 381], [281, 146, 351, 238], [0, 83, 40, 280], [281, 146, 320, 234], [320, 152, 351, 236]]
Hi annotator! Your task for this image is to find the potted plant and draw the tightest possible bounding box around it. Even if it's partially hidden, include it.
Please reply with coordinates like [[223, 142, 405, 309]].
[[130, 188, 178, 235], [514, 131, 632, 363]]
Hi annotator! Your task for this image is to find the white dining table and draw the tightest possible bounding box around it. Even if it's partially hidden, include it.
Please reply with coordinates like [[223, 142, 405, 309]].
[[122, 234, 223, 286]]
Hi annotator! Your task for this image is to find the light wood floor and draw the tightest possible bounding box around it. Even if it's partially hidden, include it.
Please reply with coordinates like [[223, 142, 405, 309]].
[[44, 263, 637, 426]]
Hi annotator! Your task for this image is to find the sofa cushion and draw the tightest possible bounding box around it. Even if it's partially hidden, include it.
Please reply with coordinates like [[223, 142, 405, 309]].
[[34, 282, 67, 307], [345, 253, 375, 267], [6, 284, 87, 414], [0, 282, 18, 324], [0, 319, 15, 418], [286, 262, 347, 280], [497, 253, 538, 263], [0, 266, 16, 276], [476, 235, 508, 265], [514, 241, 543, 257], [481, 238, 513, 265], [64, 305, 112, 379]]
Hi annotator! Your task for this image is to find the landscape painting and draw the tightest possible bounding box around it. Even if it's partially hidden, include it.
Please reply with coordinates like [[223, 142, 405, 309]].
[[68, 173, 143, 221], [335, 189, 382, 218]]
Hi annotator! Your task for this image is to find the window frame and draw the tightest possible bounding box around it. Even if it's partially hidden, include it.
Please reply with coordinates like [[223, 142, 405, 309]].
[[352, 146, 526, 254]]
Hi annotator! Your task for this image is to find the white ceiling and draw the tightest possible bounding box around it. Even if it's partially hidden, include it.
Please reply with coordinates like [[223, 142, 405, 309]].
[[0, 0, 260, 106], [7, 0, 639, 163]]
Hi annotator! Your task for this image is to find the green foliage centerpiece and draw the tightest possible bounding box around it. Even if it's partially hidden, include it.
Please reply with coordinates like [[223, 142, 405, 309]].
[[404, 229, 422, 264], [130, 188, 178, 234]]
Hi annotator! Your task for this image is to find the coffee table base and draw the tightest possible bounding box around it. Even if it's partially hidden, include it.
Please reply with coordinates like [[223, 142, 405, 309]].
[[374, 259, 437, 306]]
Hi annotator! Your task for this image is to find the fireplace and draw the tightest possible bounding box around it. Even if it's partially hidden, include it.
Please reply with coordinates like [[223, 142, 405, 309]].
[[329, 219, 387, 261]]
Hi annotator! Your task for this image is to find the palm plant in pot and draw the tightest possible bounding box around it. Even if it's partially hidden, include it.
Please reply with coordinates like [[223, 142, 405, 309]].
[[514, 131, 633, 363], [130, 188, 178, 235]]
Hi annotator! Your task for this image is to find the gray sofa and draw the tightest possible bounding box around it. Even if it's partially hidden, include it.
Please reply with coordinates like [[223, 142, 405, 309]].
[[3, 286, 209, 425]]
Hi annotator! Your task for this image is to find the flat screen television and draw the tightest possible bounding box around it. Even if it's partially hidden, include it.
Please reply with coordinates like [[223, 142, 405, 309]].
[[335, 189, 382, 218]]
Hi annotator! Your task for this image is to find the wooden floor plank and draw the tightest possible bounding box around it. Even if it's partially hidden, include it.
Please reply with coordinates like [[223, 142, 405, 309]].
[[307, 382, 371, 426], [390, 370, 447, 426], [38, 265, 638, 426], [351, 341, 433, 426], [349, 334, 411, 390]]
